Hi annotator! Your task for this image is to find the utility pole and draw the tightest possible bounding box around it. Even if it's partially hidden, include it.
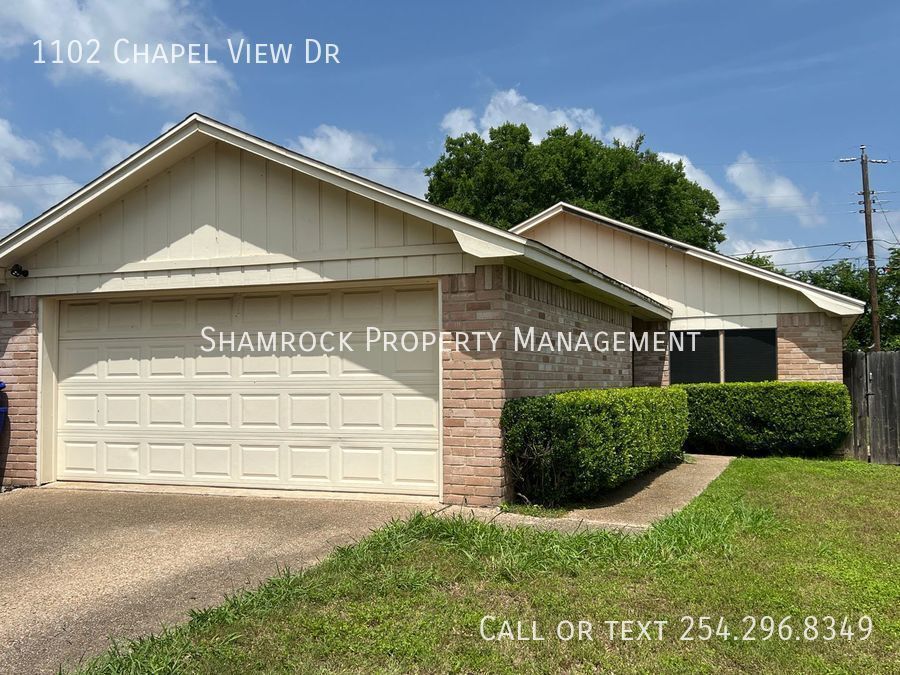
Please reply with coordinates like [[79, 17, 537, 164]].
[[840, 146, 889, 351]]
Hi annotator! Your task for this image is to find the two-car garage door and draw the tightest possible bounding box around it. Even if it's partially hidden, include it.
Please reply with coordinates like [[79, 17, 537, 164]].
[[54, 285, 440, 496]]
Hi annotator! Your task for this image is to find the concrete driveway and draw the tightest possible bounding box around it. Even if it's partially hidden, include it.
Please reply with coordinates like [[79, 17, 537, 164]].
[[0, 486, 422, 674]]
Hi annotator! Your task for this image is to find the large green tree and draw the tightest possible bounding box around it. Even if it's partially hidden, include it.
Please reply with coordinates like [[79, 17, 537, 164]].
[[794, 248, 900, 350], [425, 124, 725, 250]]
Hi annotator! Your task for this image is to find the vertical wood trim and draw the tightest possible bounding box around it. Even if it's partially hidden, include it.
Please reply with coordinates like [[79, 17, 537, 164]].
[[718, 330, 725, 383], [37, 298, 59, 484]]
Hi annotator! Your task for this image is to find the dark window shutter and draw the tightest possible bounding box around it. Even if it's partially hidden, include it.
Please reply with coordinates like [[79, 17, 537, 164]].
[[723, 329, 777, 382], [670, 330, 720, 383]]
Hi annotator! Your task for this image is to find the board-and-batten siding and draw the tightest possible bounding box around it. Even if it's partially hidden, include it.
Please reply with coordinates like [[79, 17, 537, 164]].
[[530, 212, 819, 330], [16, 141, 473, 296]]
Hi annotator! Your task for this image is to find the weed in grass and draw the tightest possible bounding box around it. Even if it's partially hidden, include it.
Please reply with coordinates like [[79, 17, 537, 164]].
[[499, 503, 569, 519]]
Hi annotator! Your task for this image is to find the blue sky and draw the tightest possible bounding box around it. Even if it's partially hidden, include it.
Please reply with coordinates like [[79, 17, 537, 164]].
[[1, 0, 898, 269]]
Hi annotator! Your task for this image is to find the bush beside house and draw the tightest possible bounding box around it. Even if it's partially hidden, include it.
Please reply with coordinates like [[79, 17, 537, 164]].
[[501, 387, 688, 506], [678, 381, 852, 457], [501, 381, 852, 507]]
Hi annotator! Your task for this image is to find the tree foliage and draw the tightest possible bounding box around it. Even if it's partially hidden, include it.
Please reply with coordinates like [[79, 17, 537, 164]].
[[425, 124, 725, 250], [794, 248, 900, 350], [739, 252, 783, 273]]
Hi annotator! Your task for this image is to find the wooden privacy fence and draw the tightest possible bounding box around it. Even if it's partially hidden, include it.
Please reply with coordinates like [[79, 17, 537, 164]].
[[842, 351, 900, 464]]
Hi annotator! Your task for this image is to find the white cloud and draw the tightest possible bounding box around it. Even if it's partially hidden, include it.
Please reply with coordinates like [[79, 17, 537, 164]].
[[440, 108, 478, 138], [658, 152, 742, 215], [48, 129, 91, 160], [0, 0, 236, 110], [441, 88, 634, 144], [95, 136, 140, 167], [0, 201, 24, 233], [289, 125, 428, 197], [660, 150, 824, 231], [47, 129, 139, 168], [0, 118, 79, 236], [726, 152, 824, 227], [604, 124, 641, 146], [0, 118, 41, 163]]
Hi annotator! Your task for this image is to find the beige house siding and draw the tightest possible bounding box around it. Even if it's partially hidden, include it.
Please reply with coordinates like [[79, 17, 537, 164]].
[[527, 211, 820, 331], [13, 141, 474, 297]]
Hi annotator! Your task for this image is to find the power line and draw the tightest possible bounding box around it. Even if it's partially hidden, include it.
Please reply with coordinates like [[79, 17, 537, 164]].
[[0, 180, 83, 189], [729, 239, 869, 257], [873, 194, 900, 244], [778, 254, 868, 267], [809, 242, 860, 272]]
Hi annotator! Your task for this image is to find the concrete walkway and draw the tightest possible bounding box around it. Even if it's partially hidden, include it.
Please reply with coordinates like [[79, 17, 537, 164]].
[[445, 454, 733, 533], [0, 488, 419, 674]]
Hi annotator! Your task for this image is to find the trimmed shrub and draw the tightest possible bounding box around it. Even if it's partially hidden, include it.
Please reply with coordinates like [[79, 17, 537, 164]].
[[501, 387, 688, 506], [678, 381, 852, 457]]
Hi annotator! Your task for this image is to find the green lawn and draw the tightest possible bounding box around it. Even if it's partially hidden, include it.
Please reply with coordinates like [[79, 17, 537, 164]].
[[80, 458, 899, 674]]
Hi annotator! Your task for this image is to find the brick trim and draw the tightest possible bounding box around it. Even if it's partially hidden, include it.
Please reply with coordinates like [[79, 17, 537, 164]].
[[0, 292, 38, 486], [776, 312, 843, 381]]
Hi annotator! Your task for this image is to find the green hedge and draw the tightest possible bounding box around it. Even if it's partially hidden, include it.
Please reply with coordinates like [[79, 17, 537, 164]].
[[501, 387, 688, 506], [677, 382, 852, 457]]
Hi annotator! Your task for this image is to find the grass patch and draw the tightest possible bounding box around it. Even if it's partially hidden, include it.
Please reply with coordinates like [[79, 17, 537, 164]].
[[78, 458, 900, 674]]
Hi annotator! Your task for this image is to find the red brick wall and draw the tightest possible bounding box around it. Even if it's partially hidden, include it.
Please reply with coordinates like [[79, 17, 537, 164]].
[[440, 265, 633, 506], [777, 312, 843, 382], [501, 267, 632, 398], [0, 292, 38, 487], [632, 318, 671, 387]]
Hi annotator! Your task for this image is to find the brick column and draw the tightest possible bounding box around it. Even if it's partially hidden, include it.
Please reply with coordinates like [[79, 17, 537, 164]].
[[440, 267, 507, 506], [632, 318, 671, 387], [777, 312, 843, 382], [440, 265, 635, 506], [0, 292, 39, 486]]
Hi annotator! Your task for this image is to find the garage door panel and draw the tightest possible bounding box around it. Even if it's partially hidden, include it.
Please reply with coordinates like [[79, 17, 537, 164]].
[[193, 443, 231, 478], [148, 442, 185, 476], [56, 285, 440, 495], [59, 345, 100, 380], [106, 442, 140, 475], [107, 346, 142, 378], [393, 447, 440, 485], [289, 394, 331, 429], [106, 394, 141, 427], [61, 440, 99, 473]]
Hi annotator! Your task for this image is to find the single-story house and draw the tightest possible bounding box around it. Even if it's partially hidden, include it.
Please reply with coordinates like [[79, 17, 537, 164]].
[[0, 114, 864, 505]]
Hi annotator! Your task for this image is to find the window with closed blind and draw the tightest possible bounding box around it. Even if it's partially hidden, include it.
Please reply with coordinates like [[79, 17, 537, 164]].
[[723, 329, 777, 382], [669, 330, 720, 383], [669, 328, 777, 383]]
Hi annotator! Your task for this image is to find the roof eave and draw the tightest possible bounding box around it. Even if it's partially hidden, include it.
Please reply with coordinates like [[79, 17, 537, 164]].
[[514, 201, 866, 318]]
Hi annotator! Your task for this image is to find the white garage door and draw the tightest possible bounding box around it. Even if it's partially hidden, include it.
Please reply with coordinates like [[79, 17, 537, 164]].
[[55, 286, 441, 495]]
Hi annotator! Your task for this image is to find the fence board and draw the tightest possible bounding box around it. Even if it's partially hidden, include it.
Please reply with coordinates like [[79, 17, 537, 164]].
[[842, 350, 900, 465], [842, 352, 869, 461], [868, 352, 900, 464]]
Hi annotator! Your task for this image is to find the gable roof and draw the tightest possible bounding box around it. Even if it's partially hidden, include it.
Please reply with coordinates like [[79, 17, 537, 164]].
[[0, 114, 670, 319], [511, 202, 866, 317]]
